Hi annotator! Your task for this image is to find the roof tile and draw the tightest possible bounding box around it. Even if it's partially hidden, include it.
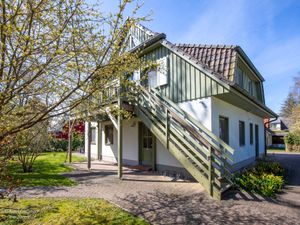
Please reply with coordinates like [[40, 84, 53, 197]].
[[175, 44, 238, 80]]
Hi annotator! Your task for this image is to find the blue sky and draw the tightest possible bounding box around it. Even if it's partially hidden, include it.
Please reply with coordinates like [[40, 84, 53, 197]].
[[100, 0, 300, 114]]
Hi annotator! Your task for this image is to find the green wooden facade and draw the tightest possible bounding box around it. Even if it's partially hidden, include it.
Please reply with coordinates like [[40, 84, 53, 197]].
[[142, 45, 230, 103]]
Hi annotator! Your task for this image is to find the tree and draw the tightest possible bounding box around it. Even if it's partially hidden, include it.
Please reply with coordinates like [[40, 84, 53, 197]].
[[280, 93, 297, 118], [289, 104, 300, 133], [16, 121, 49, 173], [0, 0, 149, 193], [0, 0, 146, 143], [280, 73, 300, 130]]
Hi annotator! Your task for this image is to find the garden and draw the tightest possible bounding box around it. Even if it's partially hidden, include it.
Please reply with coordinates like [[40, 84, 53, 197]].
[[235, 160, 285, 197]]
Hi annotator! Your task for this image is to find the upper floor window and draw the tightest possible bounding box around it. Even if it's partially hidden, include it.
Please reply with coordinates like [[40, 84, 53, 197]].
[[236, 65, 262, 101], [144, 57, 168, 88], [236, 67, 244, 87]]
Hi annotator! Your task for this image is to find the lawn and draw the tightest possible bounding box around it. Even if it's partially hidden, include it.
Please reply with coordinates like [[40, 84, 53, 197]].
[[0, 198, 149, 225], [7, 152, 86, 187]]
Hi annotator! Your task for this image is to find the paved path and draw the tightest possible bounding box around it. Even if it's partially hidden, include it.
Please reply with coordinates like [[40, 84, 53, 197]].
[[268, 152, 300, 208], [17, 156, 300, 225]]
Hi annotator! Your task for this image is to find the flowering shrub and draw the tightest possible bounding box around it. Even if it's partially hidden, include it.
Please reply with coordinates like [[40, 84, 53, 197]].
[[235, 161, 285, 197]]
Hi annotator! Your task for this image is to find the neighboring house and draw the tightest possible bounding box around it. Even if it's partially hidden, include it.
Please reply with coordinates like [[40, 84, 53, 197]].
[[84, 24, 277, 199], [266, 118, 289, 149]]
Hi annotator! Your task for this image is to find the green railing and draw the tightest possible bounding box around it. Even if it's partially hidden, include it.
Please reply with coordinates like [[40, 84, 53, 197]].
[[135, 86, 235, 199]]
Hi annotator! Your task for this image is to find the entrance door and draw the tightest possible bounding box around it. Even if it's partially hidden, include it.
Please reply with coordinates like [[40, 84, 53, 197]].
[[139, 123, 155, 168], [255, 124, 259, 158]]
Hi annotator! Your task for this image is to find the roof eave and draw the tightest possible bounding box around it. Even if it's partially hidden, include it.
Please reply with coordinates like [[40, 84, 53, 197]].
[[231, 84, 278, 118], [129, 33, 166, 53]]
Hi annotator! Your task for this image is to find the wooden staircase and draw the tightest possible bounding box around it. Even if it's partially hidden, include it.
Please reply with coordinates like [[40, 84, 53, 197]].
[[135, 86, 235, 200]]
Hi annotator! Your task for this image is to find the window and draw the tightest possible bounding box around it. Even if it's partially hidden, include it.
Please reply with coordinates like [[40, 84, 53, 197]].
[[148, 70, 157, 88], [146, 57, 168, 88], [239, 121, 245, 146], [250, 123, 253, 145], [105, 125, 114, 145], [248, 80, 253, 95], [91, 127, 96, 145], [219, 116, 229, 144], [236, 67, 244, 87]]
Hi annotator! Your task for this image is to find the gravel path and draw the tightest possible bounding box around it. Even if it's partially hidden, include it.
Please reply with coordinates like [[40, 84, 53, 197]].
[[16, 156, 300, 225]]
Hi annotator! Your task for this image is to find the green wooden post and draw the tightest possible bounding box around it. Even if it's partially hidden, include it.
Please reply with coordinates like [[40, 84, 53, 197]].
[[208, 146, 213, 196], [118, 86, 123, 179], [97, 121, 102, 160], [87, 121, 91, 170], [165, 108, 170, 149]]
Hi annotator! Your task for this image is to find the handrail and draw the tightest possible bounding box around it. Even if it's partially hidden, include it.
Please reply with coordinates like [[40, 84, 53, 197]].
[[136, 85, 234, 196], [141, 86, 235, 163]]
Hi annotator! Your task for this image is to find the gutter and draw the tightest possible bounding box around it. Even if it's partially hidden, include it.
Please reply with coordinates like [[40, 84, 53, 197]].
[[264, 117, 278, 156]]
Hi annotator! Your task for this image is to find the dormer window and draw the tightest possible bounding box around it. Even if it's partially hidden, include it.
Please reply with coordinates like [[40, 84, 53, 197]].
[[236, 67, 244, 87]]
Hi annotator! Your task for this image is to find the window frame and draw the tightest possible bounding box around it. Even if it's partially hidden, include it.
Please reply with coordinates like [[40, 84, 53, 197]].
[[250, 123, 253, 145], [239, 121, 245, 146], [105, 125, 114, 145], [219, 116, 229, 144]]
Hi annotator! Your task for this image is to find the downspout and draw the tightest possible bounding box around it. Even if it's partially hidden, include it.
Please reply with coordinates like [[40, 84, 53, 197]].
[[264, 117, 278, 156]]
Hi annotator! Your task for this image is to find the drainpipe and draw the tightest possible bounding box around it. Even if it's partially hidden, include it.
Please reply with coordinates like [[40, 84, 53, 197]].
[[264, 117, 278, 156]]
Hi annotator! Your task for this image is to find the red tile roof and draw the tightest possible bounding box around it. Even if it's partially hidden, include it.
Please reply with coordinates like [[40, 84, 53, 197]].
[[175, 44, 238, 81]]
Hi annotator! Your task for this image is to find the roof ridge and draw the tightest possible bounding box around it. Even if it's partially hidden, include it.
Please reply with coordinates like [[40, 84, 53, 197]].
[[175, 43, 238, 49]]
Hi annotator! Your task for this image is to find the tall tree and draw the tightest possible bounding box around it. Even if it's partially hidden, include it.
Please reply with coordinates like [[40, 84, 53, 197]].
[[0, 0, 148, 195], [280, 93, 297, 118], [280, 73, 300, 128], [0, 0, 145, 143]]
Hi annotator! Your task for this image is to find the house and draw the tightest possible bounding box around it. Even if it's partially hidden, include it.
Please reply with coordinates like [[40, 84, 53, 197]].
[[84, 24, 277, 199], [266, 117, 288, 149]]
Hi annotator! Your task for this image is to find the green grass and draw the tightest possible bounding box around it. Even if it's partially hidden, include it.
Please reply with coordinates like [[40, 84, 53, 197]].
[[7, 152, 86, 187], [0, 198, 149, 225]]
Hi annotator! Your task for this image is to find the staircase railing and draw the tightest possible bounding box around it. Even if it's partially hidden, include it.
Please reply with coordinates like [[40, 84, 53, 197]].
[[135, 86, 235, 199]]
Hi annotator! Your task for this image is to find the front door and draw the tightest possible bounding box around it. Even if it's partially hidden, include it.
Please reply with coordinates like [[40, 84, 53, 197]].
[[139, 123, 155, 168], [255, 124, 259, 158]]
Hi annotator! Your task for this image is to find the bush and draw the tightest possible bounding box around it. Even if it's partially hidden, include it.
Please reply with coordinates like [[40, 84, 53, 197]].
[[234, 161, 285, 197], [49, 139, 68, 152], [49, 133, 84, 152], [284, 132, 300, 145], [285, 132, 300, 152]]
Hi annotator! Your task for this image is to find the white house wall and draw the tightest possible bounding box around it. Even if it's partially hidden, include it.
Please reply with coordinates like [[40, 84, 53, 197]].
[[156, 139, 182, 168], [85, 96, 265, 173], [176, 96, 265, 170], [178, 97, 212, 131], [85, 118, 184, 170], [211, 97, 265, 169]]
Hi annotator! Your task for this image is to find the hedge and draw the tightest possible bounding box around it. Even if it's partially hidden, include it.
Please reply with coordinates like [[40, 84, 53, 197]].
[[284, 132, 300, 152]]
